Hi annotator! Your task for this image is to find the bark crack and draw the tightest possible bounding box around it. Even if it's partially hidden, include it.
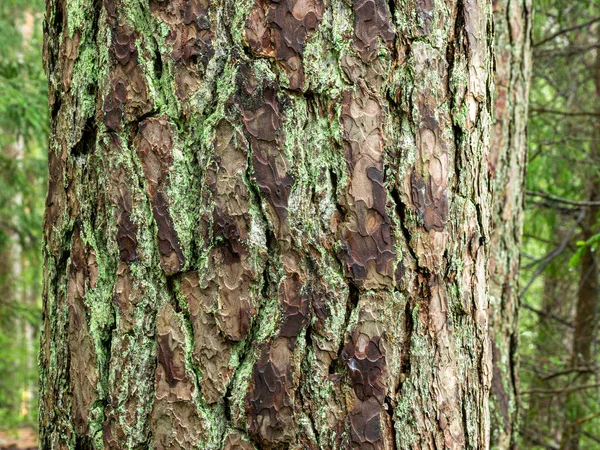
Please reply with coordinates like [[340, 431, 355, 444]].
[[391, 186, 418, 267], [330, 282, 359, 375], [384, 395, 398, 450]]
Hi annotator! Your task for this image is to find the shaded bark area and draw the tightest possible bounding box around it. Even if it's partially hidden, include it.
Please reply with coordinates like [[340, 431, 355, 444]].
[[488, 0, 532, 448], [40, 0, 495, 448]]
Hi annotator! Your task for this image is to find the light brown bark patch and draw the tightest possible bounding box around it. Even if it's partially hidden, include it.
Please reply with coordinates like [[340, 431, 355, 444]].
[[352, 0, 395, 62], [151, 303, 203, 449], [245, 0, 323, 89], [247, 337, 297, 445], [181, 271, 233, 404], [136, 117, 185, 274], [340, 90, 395, 289], [67, 226, 99, 435], [150, 0, 214, 103], [104, 21, 152, 130], [242, 87, 294, 237]]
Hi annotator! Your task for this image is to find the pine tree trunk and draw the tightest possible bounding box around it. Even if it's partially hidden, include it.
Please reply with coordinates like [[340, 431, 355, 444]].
[[488, 0, 531, 448], [41, 0, 498, 448]]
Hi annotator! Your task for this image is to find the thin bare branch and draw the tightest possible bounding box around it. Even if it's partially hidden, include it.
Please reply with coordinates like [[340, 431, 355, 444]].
[[527, 190, 600, 207], [520, 207, 586, 298], [529, 108, 600, 118], [534, 16, 600, 47], [521, 303, 574, 328], [523, 383, 600, 395]]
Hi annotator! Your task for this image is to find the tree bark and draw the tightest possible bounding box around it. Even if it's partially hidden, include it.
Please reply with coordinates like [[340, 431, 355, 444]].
[[488, 0, 532, 448], [41, 0, 497, 448]]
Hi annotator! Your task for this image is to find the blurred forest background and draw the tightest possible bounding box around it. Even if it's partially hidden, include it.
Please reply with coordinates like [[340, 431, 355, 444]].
[[0, 0, 47, 440], [0, 0, 599, 448]]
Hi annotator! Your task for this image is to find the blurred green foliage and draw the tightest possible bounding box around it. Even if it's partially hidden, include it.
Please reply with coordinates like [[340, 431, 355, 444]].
[[0, 0, 47, 430], [520, 0, 600, 447]]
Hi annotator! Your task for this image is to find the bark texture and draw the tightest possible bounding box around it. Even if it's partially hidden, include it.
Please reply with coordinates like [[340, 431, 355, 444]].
[[41, 0, 496, 448], [488, 0, 531, 448]]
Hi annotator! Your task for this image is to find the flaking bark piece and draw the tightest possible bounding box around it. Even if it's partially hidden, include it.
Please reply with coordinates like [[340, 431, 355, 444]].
[[279, 272, 310, 339], [207, 122, 252, 245], [105, 137, 139, 263], [340, 90, 395, 289], [149, 0, 215, 103], [213, 246, 255, 341], [247, 338, 296, 445], [342, 332, 387, 449], [136, 117, 185, 274], [223, 432, 256, 450], [203, 121, 262, 343], [151, 303, 203, 449], [67, 226, 99, 436], [245, 0, 323, 90], [410, 170, 448, 232], [115, 188, 137, 263], [352, 0, 395, 62], [181, 271, 233, 404], [242, 88, 294, 237], [153, 192, 186, 274], [60, 30, 81, 91], [103, 21, 152, 130]]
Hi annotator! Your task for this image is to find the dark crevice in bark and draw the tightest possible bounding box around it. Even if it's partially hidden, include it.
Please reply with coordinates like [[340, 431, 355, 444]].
[[53, 1, 64, 41], [453, 0, 465, 40], [240, 40, 257, 63], [446, 5, 464, 196], [300, 327, 320, 448], [72, 116, 98, 157], [223, 374, 234, 423], [391, 186, 418, 266], [133, 109, 160, 129], [89, 0, 101, 45], [386, 0, 399, 64], [75, 435, 94, 450], [461, 391, 470, 446], [509, 331, 519, 410], [384, 396, 397, 450], [387, 0, 396, 24], [56, 227, 75, 274], [450, 123, 463, 194], [328, 168, 346, 218], [397, 294, 413, 393], [165, 274, 182, 313], [50, 96, 62, 123], [474, 202, 487, 247], [329, 282, 359, 375], [153, 48, 163, 79], [348, 281, 359, 308]]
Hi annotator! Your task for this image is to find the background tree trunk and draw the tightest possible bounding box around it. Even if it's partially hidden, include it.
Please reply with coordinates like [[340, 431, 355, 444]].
[[560, 23, 600, 450], [41, 0, 498, 448], [488, 0, 532, 448]]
